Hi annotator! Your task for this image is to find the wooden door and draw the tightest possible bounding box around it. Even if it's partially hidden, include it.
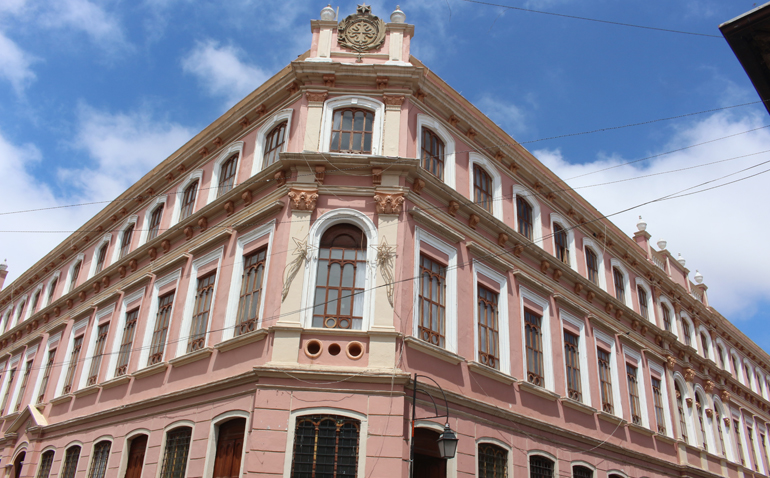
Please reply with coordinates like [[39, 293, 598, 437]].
[[213, 419, 246, 478], [413, 428, 447, 478], [124, 435, 147, 478], [13, 452, 25, 478]]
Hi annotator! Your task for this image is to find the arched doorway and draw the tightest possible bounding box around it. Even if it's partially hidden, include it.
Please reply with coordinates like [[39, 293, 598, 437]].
[[413, 428, 446, 478], [13, 451, 25, 478]]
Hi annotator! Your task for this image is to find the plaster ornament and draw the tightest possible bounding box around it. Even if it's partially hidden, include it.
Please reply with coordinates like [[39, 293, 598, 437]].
[[448, 201, 460, 217], [655, 335, 663, 346], [686, 397, 693, 408], [631, 319, 640, 330], [148, 247, 157, 261], [184, 226, 194, 241], [586, 291, 595, 303], [684, 368, 696, 382], [466, 128, 477, 141], [540, 260, 550, 274], [102, 276, 110, 288], [605, 303, 614, 314], [705, 380, 715, 392], [448, 115, 459, 127], [376, 238, 397, 307], [239, 116, 250, 129], [656, 239, 667, 250], [213, 137, 223, 148], [371, 168, 382, 186], [694, 270, 703, 284], [92, 282, 100, 294], [553, 269, 562, 282], [255, 104, 267, 117], [513, 244, 524, 258], [320, 4, 335, 21], [637, 216, 647, 232], [274, 170, 287, 187], [282, 238, 310, 302], [129, 259, 138, 272], [53, 306, 60, 317], [374, 194, 404, 214], [242, 190, 253, 205], [315, 165, 326, 185], [390, 5, 406, 23], [78, 291, 86, 303], [641, 325, 648, 336], [66, 299, 73, 310], [677, 253, 686, 267], [198, 217, 208, 232], [705, 408, 713, 418], [497, 233, 508, 247], [224, 200, 235, 217], [412, 178, 425, 194], [199, 147, 209, 157], [323, 75, 336, 87], [468, 214, 480, 230], [376, 77, 389, 90], [337, 5, 386, 61], [307, 91, 328, 103], [615, 309, 623, 320], [383, 95, 405, 106], [161, 240, 171, 253], [288, 189, 319, 211], [574, 283, 583, 294]]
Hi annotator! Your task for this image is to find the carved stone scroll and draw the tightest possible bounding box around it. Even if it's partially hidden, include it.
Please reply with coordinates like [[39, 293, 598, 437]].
[[374, 194, 404, 215], [469, 214, 480, 230], [383, 95, 405, 107], [242, 190, 253, 205], [288, 189, 319, 211], [323, 74, 336, 88], [448, 201, 460, 217], [307, 91, 328, 103]]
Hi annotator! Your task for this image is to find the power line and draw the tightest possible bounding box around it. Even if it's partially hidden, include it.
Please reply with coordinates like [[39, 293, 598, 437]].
[[459, 0, 723, 38]]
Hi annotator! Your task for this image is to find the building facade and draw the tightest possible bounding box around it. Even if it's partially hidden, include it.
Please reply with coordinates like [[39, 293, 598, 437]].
[[0, 5, 769, 478]]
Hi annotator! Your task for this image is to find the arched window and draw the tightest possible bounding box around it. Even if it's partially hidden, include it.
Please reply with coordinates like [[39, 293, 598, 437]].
[[478, 443, 507, 478], [530, 455, 554, 478], [13, 451, 25, 478], [313, 224, 368, 330], [88, 440, 111, 478], [37, 450, 55, 478], [291, 415, 360, 478], [675, 382, 688, 443], [147, 204, 164, 241], [125, 435, 148, 478], [69, 261, 82, 291], [218, 154, 238, 198], [573, 465, 593, 478], [651, 377, 666, 434], [160, 427, 192, 478], [695, 393, 708, 451], [213, 418, 246, 478], [612, 267, 625, 302], [330, 108, 374, 154], [120, 224, 135, 260], [421, 128, 445, 179], [717, 345, 726, 369], [517, 196, 533, 240], [263, 121, 287, 167], [47, 277, 58, 306], [61, 446, 81, 478], [525, 310, 544, 386], [180, 181, 198, 220], [714, 405, 727, 457], [478, 286, 500, 370], [732, 354, 741, 379], [236, 247, 267, 336], [661, 304, 672, 332], [94, 243, 108, 274], [473, 165, 493, 213], [745, 363, 753, 388], [681, 319, 692, 347], [637, 286, 648, 320], [554, 223, 569, 264], [585, 247, 598, 285], [700, 333, 710, 359]]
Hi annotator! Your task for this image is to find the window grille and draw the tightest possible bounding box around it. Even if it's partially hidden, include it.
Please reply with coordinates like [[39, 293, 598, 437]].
[[612, 267, 625, 303], [525, 310, 544, 385], [637, 286, 648, 320], [598, 349, 613, 414], [61, 446, 81, 478], [62, 336, 83, 394], [120, 224, 135, 259], [330, 108, 374, 154], [87, 441, 111, 478], [291, 415, 360, 478], [218, 154, 238, 198], [564, 331, 581, 401], [36, 450, 55, 478], [421, 128, 445, 180], [236, 248, 268, 336], [418, 254, 446, 348], [478, 286, 500, 369], [180, 181, 198, 220], [149, 292, 175, 365], [529, 455, 554, 478], [264, 121, 287, 166], [478, 443, 507, 478], [37, 349, 56, 404], [160, 427, 192, 478], [473, 165, 493, 213], [572, 465, 593, 478], [554, 224, 569, 265], [651, 377, 666, 434], [585, 248, 598, 285], [87, 323, 110, 386], [627, 364, 642, 425], [516, 196, 533, 240], [187, 273, 216, 353], [13, 359, 32, 412], [115, 309, 139, 376], [148, 204, 164, 241]]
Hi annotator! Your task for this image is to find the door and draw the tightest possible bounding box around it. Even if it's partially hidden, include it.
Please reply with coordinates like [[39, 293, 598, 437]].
[[413, 428, 447, 478], [124, 435, 147, 478], [13, 452, 25, 478], [213, 418, 246, 478]]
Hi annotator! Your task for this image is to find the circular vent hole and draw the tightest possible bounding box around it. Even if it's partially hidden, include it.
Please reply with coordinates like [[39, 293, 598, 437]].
[[328, 343, 342, 356], [347, 341, 364, 359], [305, 339, 322, 358]]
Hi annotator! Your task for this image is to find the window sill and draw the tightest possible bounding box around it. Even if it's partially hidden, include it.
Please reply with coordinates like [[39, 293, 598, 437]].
[[169, 347, 213, 368], [101, 375, 131, 390], [627, 422, 655, 436], [597, 411, 626, 426], [655, 432, 676, 444], [467, 361, 515, 385], [131, 362, 169, 379], [404, 336, 464, 365], [49, 394, 73, 406], [216, 329, 268, 353], [518, 381, 559, 401], [303, 328, 370, 337], [73, 385, 100, 398], [560, 397, 595, 415]]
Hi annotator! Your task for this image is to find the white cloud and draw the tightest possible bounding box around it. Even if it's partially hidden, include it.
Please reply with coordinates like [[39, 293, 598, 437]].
[[0, 32, 36, 94], [475, 94, 529, 136], [182, 39, 269, 108], [41, 0, 127, 48], [535, 109, 770, 320]]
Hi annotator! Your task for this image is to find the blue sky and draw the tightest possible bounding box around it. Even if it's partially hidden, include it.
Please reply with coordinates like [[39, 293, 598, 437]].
[[1, 0, 770, 351]]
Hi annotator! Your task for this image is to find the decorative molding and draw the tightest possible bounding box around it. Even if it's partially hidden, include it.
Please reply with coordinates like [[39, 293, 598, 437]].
[[337, 6, 386, 54], [371, 168, 382, 186], [382, 95, 405, 106], [376, 238, 396, 307], [288, 189, 319, 211], [374, 194, 404, 214], [376, 77, 388, 90], [307, 91, 328, 103], [322, 74, 336, 87]]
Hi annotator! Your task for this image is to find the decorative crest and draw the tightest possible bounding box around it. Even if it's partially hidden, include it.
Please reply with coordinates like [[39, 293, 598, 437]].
[[338, 5, 386, 60]]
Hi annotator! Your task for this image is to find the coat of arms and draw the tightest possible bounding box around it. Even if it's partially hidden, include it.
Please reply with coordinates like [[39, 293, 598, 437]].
[[337, 4, 386, 61]]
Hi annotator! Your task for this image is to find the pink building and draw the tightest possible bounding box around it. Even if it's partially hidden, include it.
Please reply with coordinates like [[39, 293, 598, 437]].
[[0, 5, 768, 478]]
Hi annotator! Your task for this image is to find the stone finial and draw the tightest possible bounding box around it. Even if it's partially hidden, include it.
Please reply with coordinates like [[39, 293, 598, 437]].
[[288, 189, 319, 211], [320, 4, 335, 20], [390, 5, 406, 23], [374, 194, 404, 215]]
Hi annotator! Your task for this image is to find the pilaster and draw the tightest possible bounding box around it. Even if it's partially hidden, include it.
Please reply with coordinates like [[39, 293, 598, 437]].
[[303, 90, 328, 152], [382, 94, 404, 157]]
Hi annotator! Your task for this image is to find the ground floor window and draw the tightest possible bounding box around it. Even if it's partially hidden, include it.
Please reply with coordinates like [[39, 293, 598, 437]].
[[291, 415, 360, 478]]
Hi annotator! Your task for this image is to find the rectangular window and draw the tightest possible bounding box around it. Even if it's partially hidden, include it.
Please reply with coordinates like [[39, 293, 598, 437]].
[[235, 248, 268, 336], [61, 446, 81, 478], [149, 292, 175, 365], [37, 349, 56, 404], [525, 310, 544, 386], [585, 248, 598, 285], [662, 306, 671, 332], [735, 419, 746, 465], [1, 366, 16, 413], [70, 262, 81, 291], [218, 155, 238, 197], [13, 359, 33, 412], [564, 331, 581, 401], [120, 225, 135, 260], [637, 286, 648, 320], [95, 244, 107, 274], [160, 428, 192, 478], [418, 254, 446, 348], [187, 272, 216, 353], [613, 268, 625, 302], [682, 320, 692, 347], [473, 165, 493, 213], [553, 224, 569, 265], [598, 349, 613, 414], [477, 286, 499, 369], [291, 415, 360, 478], [651, 377, 666, 434], [627, 364, 642, 425], [748, 426, 759, 471], [87, 323, 110, 386], [148, 205, 164, 241], [180, 181, 198, 220], [115, 309, 139, 376], [62, 336, 83, 394]]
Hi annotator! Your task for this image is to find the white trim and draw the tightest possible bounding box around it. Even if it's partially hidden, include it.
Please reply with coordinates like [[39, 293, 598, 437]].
[[157, 421, 195, 478], [282, 408, 368, 478], [137, 269, 182, 369], [559, 310, 591, 407], [78, 305, 118, 390], [550, 213, 577, 271], [319, 96, 385, 155], [116, 429, 151, 478], [413, 227, 458, 354], [468, 153, 503, 221], [474, 261, 511, 375], [63, 253, 85, 295], [582, 238, 607, 291], [730, 348, 743, 382], [416, 114, 456, 189], [594, 328, 623, 418], [104, 288, 146, 380], [170, 170, 204, 227], [11, 294, 28, 328], [87, 234, 112, 280], [696, 325, 714, 362], [623, 346, 650, 428], [606, 470, 628, 478], [512, 185, 543, 248], [649, 361, 674, 438], [202, 410, 251, 478], [175, 247, 225, 357], [634, 277, 654, 324], [519, 286, 552, 390], [673, 373, 696, 444], [253, 109, 293, 175], [658, 295, 678, 338], [0, 307, 10, 333], [223, 221, 276, 340], [207, 142, 244, 205], [112, 215, 139, 263], [609, 259, 632, 308], [693, 386, 715, 451], [300, 209, 378, 331], [715, 338, 729, 370], [44, 271, 61, 307], [679, 312, 696, 349], [23, 284, 44, 321], [744, 357, 757, 391], [712, 396, 734, 461], [475, 437, 513, 478], [138, 197, 167, 246]]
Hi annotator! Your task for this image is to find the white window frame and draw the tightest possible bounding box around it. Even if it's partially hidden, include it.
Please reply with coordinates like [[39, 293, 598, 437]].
[[696, 325, 714, 362], [679, 312, 696, 348], [137, 269, 182, 369], [116, 429, 150, 478], [581, 238, 607, 291], [44, 271, 61, 307], [78, 305, 116, 390], [170, 169, 204, 227], [253, 109, 294, 176], [570, 461, 596, 478], [715, 337, 728, 370], [550, 213, 577, 271], [55, 316, 89, 397], [0, 353, 21, 413], [300, 208, 378, 331], [475, 438, 513, 478], [609, 259, 632, 308], [158, 420, 195, 478], [202, 410, 251, 478], [712, 396, 734, 460], [673, 372, 696, 443], [468, 152, 503, 221], [413, 227, 459, 354], [744, 358, 757, 392], [112, 215, 139, 263], [730, 349, 743, 382], [512, 185, 543, 248], [658, 295, 678, 338], [63, 253, 86, 295], [527, 451, 558, 478], [58, 442, 84, 478], [416, 114, 456, 189], [649, 360, 673, 438], [282, 408, 368, 478], [634, 277, 654, 324], [693, 386, 715, 451], [519, 286, 551, 389], [559, 310, 591, 407], [11, 344, 38, 412], [87, 234, 112, 280], [11, 294, 28, 329], [473, 261, 511, 375], [175, 246, 225, 357], [594, 328, 623, 418], [319, 95, 385, 155], [223, 221, 276, 341], [30, 331, 61, 406], [104, 288, 146, 381], [138, 197, 167, 246], [623, 346, 650, 429], [207, 142, 244, 205], [24, 284, 44, 322]]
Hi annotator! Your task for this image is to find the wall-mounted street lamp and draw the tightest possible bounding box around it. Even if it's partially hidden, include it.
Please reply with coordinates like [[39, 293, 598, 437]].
[[409, 373, 459, 478]]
